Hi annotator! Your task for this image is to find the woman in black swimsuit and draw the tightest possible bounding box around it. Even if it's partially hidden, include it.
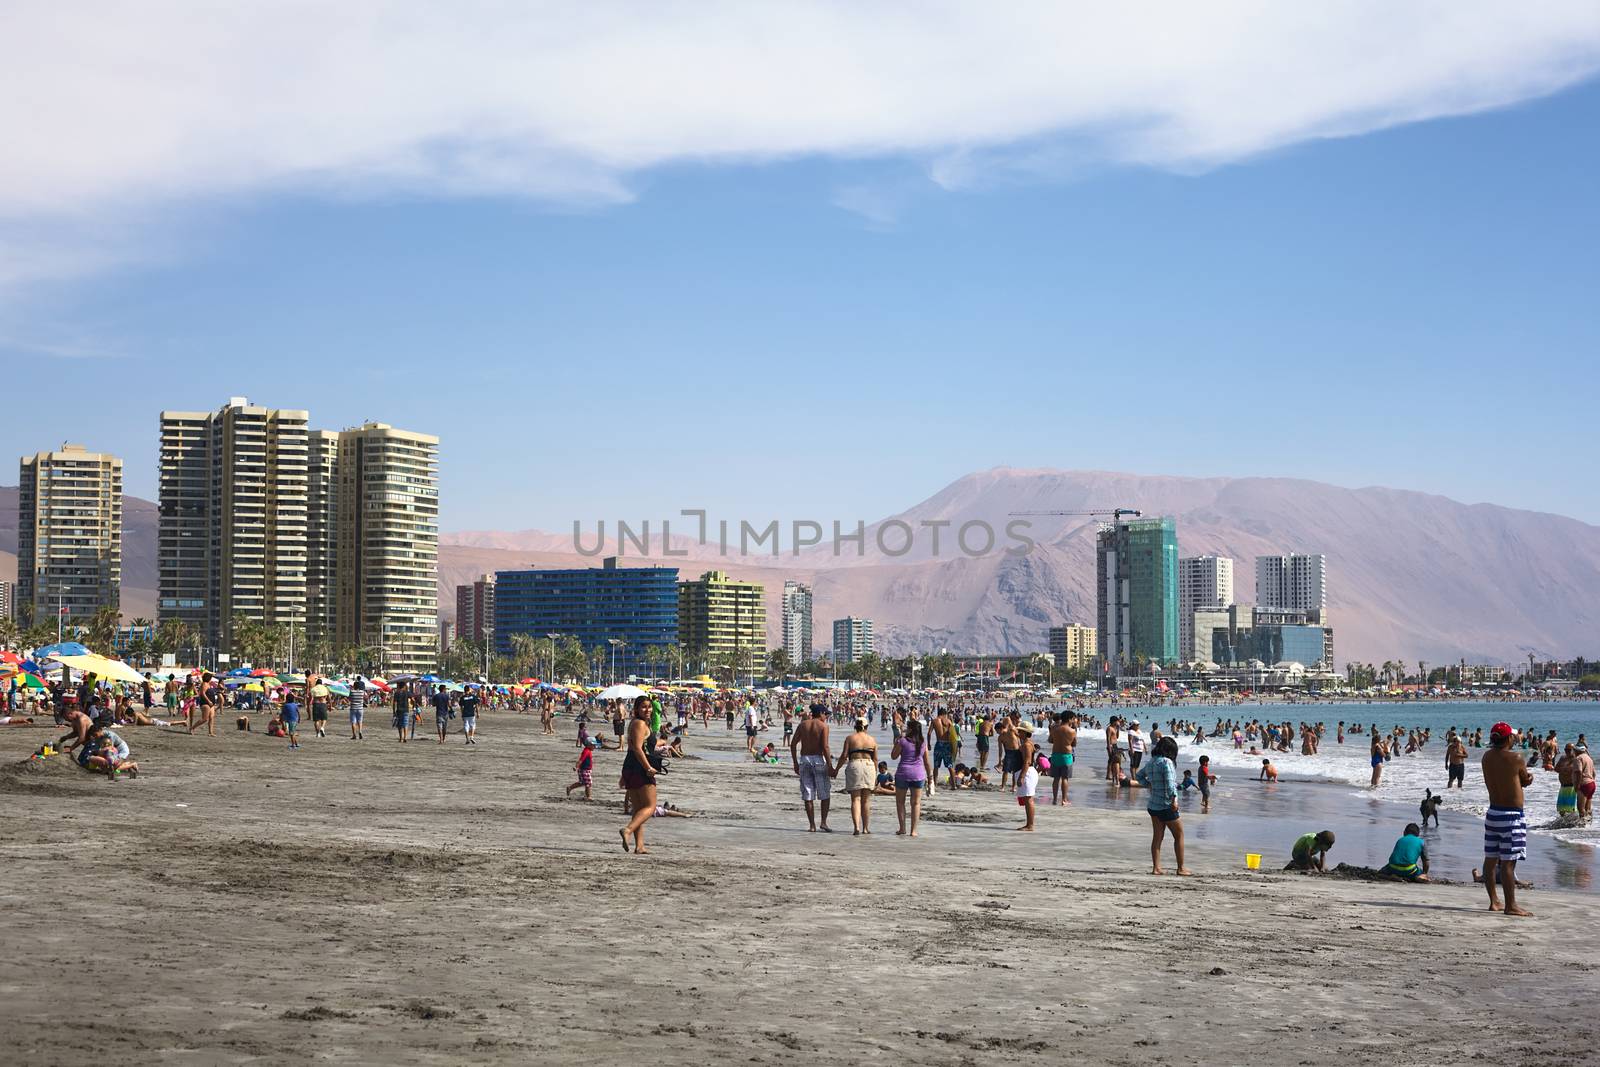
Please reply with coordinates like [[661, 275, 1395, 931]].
[[619, 695, 658, 854]]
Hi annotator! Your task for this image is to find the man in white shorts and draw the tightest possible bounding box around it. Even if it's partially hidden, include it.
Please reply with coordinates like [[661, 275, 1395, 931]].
[[789, 705, 833, 833]]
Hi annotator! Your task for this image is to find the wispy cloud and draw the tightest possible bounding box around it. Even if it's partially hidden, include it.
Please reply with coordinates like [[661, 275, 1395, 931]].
[[2, 1, 1598, 287]]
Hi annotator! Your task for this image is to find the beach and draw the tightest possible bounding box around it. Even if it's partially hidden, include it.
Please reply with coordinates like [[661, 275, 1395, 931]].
[[1, 713, 1596, 1066]]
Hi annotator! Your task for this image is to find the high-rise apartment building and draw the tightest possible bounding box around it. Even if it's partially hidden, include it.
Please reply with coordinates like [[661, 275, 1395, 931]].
[[17, 444, 122, 626], [159, 399, 309, 653], [494, 558, 679, 677], [1047, 623, 1097, 672], [780, 580, 813, 665], [678, 571, 765, 673], [455, 574, 496, 645], [1095, 516, 1179, 677], [1255, 554, 1327, 618], [331, 423, 439, 674], [0, 579, 13, 622], [832, 616, 874, 665], [1178, 555, 1234, 663], [160, 401, 438, 672], [305, 430, 339, 643]]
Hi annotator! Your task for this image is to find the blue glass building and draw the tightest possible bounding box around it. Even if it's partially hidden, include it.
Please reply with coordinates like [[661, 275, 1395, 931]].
[[494, 557, 679, 677]]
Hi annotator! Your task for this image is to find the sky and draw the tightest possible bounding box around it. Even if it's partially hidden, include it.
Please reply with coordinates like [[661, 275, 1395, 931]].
[[3, 3, 1599, 530]]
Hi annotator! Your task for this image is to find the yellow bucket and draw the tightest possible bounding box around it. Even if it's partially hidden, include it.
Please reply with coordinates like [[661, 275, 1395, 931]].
[[1245, 853, 1262, 870]]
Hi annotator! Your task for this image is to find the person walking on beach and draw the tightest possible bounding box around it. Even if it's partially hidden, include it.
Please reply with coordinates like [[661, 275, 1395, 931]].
[[430, 684, 452, 745], [567, 737, 596, 800], [619, 696, 658, 854], [1370, 733, 1385, 788], [1481, 721, 1534, 916], [460, 686, 480, 744], [347, 679, 366, 740], [1136, 736, 1188, 875], [1048, 712, 1075, 805], [975, 713, 992, 772], [1015, 727, 1039, 831], [392, 682, 412, 743], [188, 673, 218, 736], [837, 716, 878, 835], [743, 699, 760, 756], [930, 706, 956, 795], [790, 704, 833, 833], [1126, 720, 1146, 774], [894, 718, 931, 837]]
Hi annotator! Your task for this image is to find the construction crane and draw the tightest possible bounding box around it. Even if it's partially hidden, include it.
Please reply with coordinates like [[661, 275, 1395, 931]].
[[1008, 508, 1142, 520]]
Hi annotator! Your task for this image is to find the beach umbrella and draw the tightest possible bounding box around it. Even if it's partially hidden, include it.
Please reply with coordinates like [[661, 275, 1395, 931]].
[[595, 683, 646, 701], [388, 673, 420, 683], [226, 667, 253, 677], [45, 652, 146, 686], [249, 667, 276, 677], [323, 681, 351, 696], [32, 641, 90, 659]]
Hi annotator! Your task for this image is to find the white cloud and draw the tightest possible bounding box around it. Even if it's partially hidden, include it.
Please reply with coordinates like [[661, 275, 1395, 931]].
[[3, 1, 1598, 283]]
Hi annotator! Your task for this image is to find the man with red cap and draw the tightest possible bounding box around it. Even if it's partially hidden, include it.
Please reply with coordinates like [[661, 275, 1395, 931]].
[[1481, 721, 1535, 917]]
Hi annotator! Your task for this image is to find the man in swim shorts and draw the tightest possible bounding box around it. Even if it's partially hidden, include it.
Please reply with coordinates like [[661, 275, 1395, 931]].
[[1048, 711, 1076, 806], [930, 707, 956, 795], [789, 704, 833, 833], [1481, 721, 1534, 917], [1574, 744, 1596, 822]]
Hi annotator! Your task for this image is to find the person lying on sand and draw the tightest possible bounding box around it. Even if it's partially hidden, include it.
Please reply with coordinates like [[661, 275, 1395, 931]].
[[1472, 868, 1532, 889], [0, 716, 36, 726], [653, 802, 694, 818]]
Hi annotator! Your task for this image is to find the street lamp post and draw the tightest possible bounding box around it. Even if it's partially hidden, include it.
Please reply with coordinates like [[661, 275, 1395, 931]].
[[57, 583, 67, 644], [546, 633, 561, 684], [607, 638, 622, 684]]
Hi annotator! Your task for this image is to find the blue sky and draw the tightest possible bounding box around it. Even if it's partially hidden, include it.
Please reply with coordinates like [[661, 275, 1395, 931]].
[[3, 8, 1598, 529]]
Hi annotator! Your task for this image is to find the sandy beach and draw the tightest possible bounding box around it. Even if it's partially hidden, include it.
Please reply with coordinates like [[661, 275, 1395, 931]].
[[1, 712, 1595, 1066]]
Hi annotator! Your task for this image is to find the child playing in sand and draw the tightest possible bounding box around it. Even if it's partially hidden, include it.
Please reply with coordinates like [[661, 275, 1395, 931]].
[[566, 737, 596, 800], [1384, 823, 1430, 882], [874, 761, 896, 796], [1287, 830, 1335, 872], [1259, 758, 1279, 782]]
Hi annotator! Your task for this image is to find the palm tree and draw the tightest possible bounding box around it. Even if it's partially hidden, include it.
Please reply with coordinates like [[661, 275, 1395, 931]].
[[767, 647, 791, 682], [85, 605, 121, 654], [509, 633, 537, 678]]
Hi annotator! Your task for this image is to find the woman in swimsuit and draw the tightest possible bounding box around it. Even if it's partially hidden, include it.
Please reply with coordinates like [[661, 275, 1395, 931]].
[[837, 717, 879, 836], [619, 696, 659, 854], [893, 718, 932, 837], [1370, 734, 1385, 788]]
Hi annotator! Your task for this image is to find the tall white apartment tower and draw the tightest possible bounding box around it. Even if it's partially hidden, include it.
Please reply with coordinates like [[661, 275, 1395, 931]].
[[1177, 555, 1234, 662], [780, 580, 813, 665], [1255, 554, 1327, 617], [17, 444, 123, 626], [158, 398, 310, 655]]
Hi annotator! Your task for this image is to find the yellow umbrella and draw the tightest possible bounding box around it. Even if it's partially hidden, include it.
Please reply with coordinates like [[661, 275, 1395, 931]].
[[48, 653, 146, 686]]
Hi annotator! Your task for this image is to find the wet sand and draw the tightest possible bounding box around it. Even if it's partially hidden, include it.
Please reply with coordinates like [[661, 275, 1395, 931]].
[[1, 714, 1595, 1065]]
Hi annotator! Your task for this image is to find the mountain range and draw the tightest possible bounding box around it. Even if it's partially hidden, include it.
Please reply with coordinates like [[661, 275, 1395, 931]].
[[4, 469, 1597, 665]]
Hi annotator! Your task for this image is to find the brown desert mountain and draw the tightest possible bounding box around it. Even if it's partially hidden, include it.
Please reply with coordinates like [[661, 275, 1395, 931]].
[[5, 469, 1597, 666]]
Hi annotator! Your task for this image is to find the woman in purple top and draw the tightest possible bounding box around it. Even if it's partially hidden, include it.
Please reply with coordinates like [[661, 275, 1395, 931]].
[[894, 718, 932, 837]]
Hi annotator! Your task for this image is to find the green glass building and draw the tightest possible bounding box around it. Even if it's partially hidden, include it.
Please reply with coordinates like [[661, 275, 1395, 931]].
[[1095, 517, 1179, 677]]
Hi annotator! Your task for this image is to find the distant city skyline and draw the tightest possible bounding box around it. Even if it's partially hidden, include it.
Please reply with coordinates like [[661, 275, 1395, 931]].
[[3, 11, 1598, 530]]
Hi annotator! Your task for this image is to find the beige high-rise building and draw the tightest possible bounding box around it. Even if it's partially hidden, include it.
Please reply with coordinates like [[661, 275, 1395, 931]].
[[1048, 623, 1097, 672], [331, 423, 439, 674], [17, 444, 122, 626], [678, 570, 765, 674], [305, 430, 340, 644], [159, 398, 309, 654]]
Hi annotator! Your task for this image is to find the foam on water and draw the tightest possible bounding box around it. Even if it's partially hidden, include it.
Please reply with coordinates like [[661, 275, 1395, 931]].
[[1027, 701, 1600, 849]]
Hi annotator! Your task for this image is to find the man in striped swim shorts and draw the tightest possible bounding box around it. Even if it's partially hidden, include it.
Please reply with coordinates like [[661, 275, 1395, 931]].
[[1481, 722, 1535, 917]]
